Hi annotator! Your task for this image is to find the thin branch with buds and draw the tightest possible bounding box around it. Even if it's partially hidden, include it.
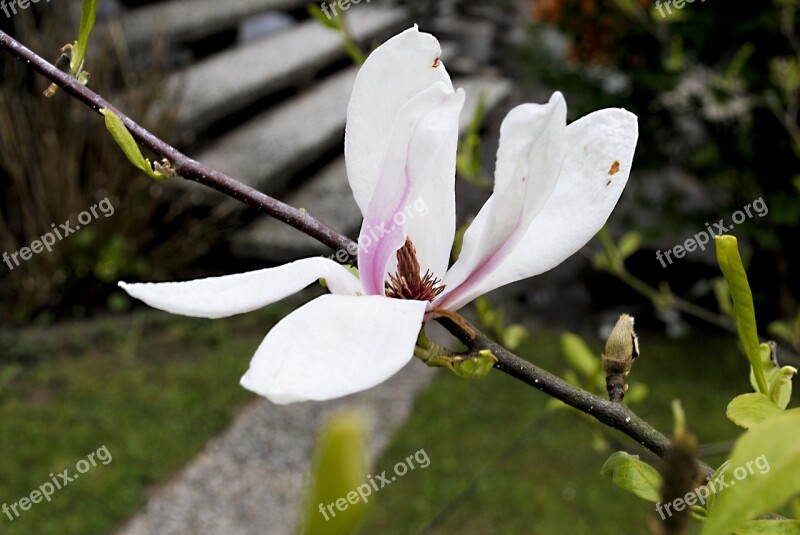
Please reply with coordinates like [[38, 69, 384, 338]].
[[0, 29, 713, 480], [436, 315, 714, 479], [0, 30, 355, 260]]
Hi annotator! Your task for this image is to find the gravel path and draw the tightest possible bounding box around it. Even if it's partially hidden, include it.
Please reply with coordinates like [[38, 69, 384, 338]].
[[114, 362, 436, 535]]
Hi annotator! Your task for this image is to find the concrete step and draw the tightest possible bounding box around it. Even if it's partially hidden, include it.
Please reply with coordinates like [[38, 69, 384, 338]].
[[166, 6, 410, 132], [119, 0, 309, 47], [231, 75, 513, 262], [114, 361, 435, 535], [184, 66, 358, 201]]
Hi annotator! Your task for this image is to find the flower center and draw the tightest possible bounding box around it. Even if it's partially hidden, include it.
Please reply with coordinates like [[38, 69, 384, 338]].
[[385, 238, 445, 302]]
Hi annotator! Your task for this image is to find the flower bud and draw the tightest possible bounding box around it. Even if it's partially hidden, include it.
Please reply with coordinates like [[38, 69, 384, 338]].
[[602, 314, 639, 401]]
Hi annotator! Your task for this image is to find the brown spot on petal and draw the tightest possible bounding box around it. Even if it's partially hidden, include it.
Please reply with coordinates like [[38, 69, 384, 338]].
[[432, 57, 441, 68], [605, 179, 613, 187], [608, 160, 621, 176]]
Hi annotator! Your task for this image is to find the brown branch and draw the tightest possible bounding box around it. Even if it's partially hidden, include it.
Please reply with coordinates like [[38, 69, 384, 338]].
[[1, 29, 713, 480], [0, 29, 356, 260], [436, 315, 715, 480]]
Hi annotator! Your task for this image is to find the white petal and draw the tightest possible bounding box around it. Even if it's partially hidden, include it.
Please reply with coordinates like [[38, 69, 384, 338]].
[[401, 93, 461, 281], [345, 26, 455, 215], [357, 82, 464, 295], [240, 295, 427, 403], [437, 93, 568, 308], [441, 108, 639, 311], [119, 257, 363, 319]]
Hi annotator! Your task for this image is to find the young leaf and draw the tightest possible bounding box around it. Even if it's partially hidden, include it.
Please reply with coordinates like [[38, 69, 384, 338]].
[[617, 231, 642, 260], [624, 383, 649, 404], [306, 3, 340, 30], [502, 324, 528, 351], [71, 0, 99, 75], [769, 366, 796, 409], [600, 451, 663, 503], [749, 343, 797, 409], [341, 36, 367, 65], [715, 236, 769, 394], [726, 393, 783, 429], [456, 91, 490, 188], [447, 350, 498, 379], [561, 332, 600, 380], [701, 409, 800, 535], [301, 410, 369, 535], [100, 109, 167, 180]]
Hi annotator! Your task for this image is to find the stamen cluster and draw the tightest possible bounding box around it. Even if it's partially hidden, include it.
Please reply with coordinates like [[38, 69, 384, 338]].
[[385, 238, 445, 302]]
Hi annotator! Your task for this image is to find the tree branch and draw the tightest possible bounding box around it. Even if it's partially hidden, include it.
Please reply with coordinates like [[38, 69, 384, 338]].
[[436, 315, 715, 480], [0, 29, 356, 259], [1, 29, 713, 480]]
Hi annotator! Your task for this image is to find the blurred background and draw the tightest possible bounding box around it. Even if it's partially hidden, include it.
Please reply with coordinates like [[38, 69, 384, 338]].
[[0, 0, 798, 533]]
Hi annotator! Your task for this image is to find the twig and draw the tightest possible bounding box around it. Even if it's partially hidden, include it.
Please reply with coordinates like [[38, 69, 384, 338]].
[[0, 29, 356, 260], [436, 315, 715, 480]]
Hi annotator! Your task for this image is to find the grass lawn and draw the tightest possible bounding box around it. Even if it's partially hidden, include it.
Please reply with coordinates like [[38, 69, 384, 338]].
[[0, 305, 783, 535], [0, 306, 293, 534]]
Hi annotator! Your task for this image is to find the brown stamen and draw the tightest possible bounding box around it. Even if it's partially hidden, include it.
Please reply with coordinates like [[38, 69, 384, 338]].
[[385, 238, 445, 302]]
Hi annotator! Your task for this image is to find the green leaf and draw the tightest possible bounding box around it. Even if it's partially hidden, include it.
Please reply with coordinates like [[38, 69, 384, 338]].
[[768, 366, 796, 409], [726, 44, 755, 79], [561, 332, 600, 380], [749, 343, 797, 409], [624, 383, 649, 404], [600, 451, 663, 503], [715, 236, 769, 394], [502, 324, 528, 351], [100, 109, 168, 180], [451, 222, 470, 265], [701, 409, 800, 535], [734, 520, 800, 535], [301, 410, 369, 535], [665, 35, 685, 72], [306, 3, 340, 30], [448, 350, 498, 379], [618, 231, 642, 260], [726, 393, 783, 429], [456, 91, 491, 188], [71, 0, 99, 75], [341, 36, 366, 65], [713, 277, 734, 318]]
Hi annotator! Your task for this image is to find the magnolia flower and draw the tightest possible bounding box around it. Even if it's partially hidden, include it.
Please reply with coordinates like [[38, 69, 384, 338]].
[[120, 26, 638, 404]]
